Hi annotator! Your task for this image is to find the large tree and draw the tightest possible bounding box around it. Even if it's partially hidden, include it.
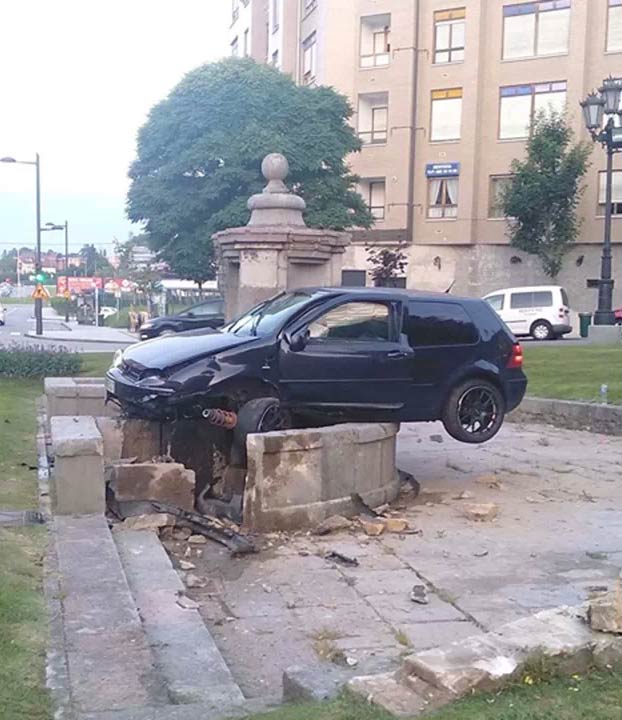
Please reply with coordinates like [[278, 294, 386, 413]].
[[127, 58, 372, 279], [501, 112, 592, 278]]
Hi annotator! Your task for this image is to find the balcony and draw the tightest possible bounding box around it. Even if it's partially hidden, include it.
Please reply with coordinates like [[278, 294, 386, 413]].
[[360, 14, 391, 68], [358, 92, 389, 146]]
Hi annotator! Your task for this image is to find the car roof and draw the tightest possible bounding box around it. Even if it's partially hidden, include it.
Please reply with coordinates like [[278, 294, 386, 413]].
[[484, 285, 564, 296], [291, 286, 481, 305]]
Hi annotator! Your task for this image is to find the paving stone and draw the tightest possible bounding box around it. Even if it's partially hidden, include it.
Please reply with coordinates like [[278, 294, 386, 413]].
[[395, 621, 483, 651], [283, 664, 353, 702], [364, 592, 464, 624], [340, 569, 422, 597], [348, 672, 431, 718]]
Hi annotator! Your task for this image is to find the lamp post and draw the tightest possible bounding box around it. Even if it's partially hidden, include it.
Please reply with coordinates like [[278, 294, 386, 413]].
[[0, 154, 43, 334], [43, 221, 70, 321], [580, 76, 622, 326]]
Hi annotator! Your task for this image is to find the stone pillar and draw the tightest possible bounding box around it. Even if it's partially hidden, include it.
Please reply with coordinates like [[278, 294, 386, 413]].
[[213, 153, 351, 320]]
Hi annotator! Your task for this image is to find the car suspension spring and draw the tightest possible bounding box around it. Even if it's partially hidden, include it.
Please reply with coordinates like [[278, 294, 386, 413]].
[[201, 408, 238, 430]]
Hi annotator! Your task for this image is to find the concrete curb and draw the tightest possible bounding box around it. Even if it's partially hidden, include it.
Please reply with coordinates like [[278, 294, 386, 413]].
[[25, 330, 134, 344], [509, 397, 622, 436]]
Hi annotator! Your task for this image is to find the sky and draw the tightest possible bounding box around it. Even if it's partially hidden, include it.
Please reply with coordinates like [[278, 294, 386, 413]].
[[0, 0, 230, 257]]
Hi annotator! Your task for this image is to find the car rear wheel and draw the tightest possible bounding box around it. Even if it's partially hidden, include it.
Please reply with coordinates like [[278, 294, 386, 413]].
[[232, 397, 292, 465], [442, 379, 505, 444], [530, 320, 553, 341], [158, 327, 176, 337]]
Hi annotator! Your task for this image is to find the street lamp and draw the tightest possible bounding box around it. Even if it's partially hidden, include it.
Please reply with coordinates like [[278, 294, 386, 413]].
[[580, 77, 622, 326], [0, 154, 43, 334], [42, 221, 70, 321]]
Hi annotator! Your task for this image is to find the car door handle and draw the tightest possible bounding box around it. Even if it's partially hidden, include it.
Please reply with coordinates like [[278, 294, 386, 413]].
[[386, 350, 411, 359]]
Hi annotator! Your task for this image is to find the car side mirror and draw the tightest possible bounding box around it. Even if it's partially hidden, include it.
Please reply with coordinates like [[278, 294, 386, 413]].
[[284, 328, 309, 352]]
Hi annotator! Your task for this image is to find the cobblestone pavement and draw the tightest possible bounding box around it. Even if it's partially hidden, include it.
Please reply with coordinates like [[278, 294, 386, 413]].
[[164, 420, 622, 699]]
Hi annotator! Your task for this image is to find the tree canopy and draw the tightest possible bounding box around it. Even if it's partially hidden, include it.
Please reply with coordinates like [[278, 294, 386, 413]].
[[501, 112, 592, 278], [127, 58, 372, 281]]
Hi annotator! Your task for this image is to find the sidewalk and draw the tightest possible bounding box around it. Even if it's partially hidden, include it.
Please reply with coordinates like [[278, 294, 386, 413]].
[[26, 323, 135, 344]]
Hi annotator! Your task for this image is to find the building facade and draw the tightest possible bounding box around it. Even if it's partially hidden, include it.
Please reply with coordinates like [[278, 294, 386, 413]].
[[229, 0, 622, 310]]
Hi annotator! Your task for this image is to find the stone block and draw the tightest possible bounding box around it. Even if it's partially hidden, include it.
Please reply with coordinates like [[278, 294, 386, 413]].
[[109, 463, 195, 511], [243, 423, 400, 531], [95, 416, 124, 465], [348, 672, 431, 718], [121, 418, 164, 461], [45, 376, 117, 426], [51, 416, 105, 515], [588, 325, 622, 345], [589, 582, 622, 634], [282, 665, 352, 703]]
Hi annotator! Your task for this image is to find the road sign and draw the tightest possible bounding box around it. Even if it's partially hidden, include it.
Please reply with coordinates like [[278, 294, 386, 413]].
[[32, 284, 50, 300]]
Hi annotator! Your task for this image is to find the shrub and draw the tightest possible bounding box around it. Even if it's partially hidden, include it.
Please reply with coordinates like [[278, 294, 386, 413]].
[[0, 344, 83, 378]]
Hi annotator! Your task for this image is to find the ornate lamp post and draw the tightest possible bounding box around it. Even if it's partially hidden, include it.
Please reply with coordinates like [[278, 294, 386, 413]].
[[580, 77, 622, 326]]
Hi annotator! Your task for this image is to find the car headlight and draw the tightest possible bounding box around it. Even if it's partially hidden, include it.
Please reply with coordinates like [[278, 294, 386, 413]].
[[112, 349, 124, 368]]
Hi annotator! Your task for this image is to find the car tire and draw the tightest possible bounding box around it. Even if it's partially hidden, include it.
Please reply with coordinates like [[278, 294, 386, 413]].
[[530, 320, 553, 341], [231, 397, 291, 466], [442, 378, 505, 444], [158, 327, 176, 337]]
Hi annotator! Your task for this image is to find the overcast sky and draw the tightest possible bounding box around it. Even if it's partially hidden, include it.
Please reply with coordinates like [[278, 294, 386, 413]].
[[0, 0, 230, 255]]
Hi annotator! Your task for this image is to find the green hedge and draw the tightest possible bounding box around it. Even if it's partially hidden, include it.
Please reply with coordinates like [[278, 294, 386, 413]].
[[0, 345, 82, 378]]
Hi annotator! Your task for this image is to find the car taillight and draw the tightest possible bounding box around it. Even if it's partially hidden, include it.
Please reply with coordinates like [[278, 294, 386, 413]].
[[506, 343, 523, 369]]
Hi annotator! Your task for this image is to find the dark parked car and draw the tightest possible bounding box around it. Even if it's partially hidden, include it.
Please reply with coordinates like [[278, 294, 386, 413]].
[[138, 297, 225, 340], [106, 287, 527, 444]]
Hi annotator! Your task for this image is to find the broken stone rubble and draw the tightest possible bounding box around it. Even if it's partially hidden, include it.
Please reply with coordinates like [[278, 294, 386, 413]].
[[108, 462, 195, 511], [588, 579, 622, 634]]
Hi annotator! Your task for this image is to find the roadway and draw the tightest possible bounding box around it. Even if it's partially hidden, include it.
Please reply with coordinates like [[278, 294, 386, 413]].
[[0, 303, 133, 353]]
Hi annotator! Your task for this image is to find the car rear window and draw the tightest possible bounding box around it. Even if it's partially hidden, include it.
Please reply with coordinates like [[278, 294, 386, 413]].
[[510, 291, 552, 309], [404, 301, 479, 347], [561, 288, 570, 307]]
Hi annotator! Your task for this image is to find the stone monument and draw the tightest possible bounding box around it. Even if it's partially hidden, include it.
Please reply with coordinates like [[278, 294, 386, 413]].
[[213, 153, 351, 320]]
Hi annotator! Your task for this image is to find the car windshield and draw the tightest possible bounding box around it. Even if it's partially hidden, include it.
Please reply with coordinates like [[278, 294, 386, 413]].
[[224, 291, 320, 337]]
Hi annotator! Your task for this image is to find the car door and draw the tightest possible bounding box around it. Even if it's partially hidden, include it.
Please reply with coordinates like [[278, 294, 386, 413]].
[[278, 298, 413, 410], [506, 292, 533, 335], [401, 300, 480, 419]]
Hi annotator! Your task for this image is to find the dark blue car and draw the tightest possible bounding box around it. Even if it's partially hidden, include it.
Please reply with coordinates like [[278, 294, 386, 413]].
[[106, 287, 527, 444]]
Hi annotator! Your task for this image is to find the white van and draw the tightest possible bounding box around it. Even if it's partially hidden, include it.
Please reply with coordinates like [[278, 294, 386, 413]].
[[483, 286, 571, 340]]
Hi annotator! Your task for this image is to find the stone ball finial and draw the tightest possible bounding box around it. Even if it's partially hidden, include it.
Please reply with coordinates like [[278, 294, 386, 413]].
[[262, 153, 289, 183]]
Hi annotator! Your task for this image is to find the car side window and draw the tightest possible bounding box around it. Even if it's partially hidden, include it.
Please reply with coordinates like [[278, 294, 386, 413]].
[[189, 301, 222, 317], [510, 292, 533, 309], [404, 301, 478, 347], [486, 294, 504, 312], [307, 302, 390, 342], [532, 291, 552, 307]]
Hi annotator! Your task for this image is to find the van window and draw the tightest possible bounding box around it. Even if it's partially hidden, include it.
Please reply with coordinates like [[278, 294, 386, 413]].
[[532, 291, 553, 307], [405, 301, 478, 347], [486, 294, 504, 312]]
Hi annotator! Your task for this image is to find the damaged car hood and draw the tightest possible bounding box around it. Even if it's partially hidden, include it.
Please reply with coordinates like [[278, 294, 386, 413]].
[[123, 330, 256, 371]]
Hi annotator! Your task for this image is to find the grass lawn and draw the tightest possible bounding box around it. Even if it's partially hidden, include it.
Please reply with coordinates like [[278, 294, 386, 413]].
[[523, 344, 622, 405], [0, 351, 112, 720], [245, 673, 622, 720]]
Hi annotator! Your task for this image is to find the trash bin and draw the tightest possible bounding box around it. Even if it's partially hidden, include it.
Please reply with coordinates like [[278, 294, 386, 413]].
[[579, 312, 592, 338]]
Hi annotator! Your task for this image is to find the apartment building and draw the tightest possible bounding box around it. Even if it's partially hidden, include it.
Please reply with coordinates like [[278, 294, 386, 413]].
[[228, 0, 622, 308]]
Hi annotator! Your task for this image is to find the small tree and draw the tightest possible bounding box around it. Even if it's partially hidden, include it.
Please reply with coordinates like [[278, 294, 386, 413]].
[[366, 246, 408, 287], [501, 112, 592, 278]]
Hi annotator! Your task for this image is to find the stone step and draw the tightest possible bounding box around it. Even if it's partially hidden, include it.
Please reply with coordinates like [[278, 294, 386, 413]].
[[114, 529, 246, 709], [348, 672, 432, 718], [53, 515, 167, 715]]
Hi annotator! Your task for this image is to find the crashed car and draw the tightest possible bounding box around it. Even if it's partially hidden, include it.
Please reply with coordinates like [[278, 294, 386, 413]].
[[106, 287, 527, 444]]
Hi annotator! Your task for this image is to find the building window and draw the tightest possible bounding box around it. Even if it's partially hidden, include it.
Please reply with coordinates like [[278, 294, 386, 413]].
[[231, 36, 239, 57], [302, 32, 317, 85], [430, 88, 462, 141], [488, 175, 513, 218], [232, 0, 240, 23], [434, 8, 465, 64], [499, 81, 567, 139], [243, 29, 249, 56], [360, 14, 391, 67], [428, 177, 459, 218], [272, 0, 280, 32], [503, 1, 570, 60], [272, 50, 280, 67], [359, 178, 386, 219], [608, 0, 622, 51], [341, 269, 367, 287], [598, 170, 622, 215], [358, 92, 389, 145]]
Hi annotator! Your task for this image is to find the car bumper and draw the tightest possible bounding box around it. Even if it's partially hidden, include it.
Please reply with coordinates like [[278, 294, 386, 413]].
[[139, 328, 159, 340], [105, 368, 175, 417], [552, 323, 572, 336], [504, 376, 528, 413]]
